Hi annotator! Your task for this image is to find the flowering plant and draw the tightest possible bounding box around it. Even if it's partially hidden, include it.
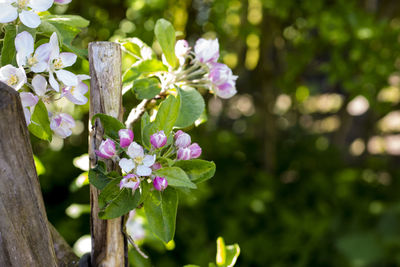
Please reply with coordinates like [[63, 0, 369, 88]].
[[89, 19, 238, 244], [0, 0, 90, 141]]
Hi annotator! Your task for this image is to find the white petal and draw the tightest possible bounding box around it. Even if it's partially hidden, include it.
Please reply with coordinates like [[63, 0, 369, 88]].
[[32, 75, 48, 96], [142, 154, 156, 167], [49, 72, 59, 92], [20, 92, 38, 107], [19, 10, 41, 28], [136, 165, 152, 176], [59, 52, 77, 67], [15, 31, 34, 67], [119, 158, 135, 173], [77, 74, 91, 81], [127, 142, 144, 159], [55, 70, 78, 86], [54, 0, 72, 4], [0, 4, 17, 23], [34, 43, 51, 63], [23, 107, 31, 125], [31, 61, 48, 73], [29, 0, 54, 12], [49, 32, 60, 60]]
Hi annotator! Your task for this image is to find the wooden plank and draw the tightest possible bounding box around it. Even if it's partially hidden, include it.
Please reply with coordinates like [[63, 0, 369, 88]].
[[88, 42, 127, 267], [0, 82, 58, 267]]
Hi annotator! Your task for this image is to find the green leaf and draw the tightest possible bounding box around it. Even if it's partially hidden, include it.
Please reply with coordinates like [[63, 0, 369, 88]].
[[175, 87, 205, 128], [174, 159, 216, 184], [145, 187, 178, 243], [28, 100, 52, 142], [142, 95, 180, 148], [122, 42, 141, 57], [132, 77, 161, 100], [141, 112, 150, 144], [98, 179, 141, 219], [216, 237, 240, 267], [92, 114, 125, 140], [41, 15, 90, 28], [153, 167, 197, 189], [1, 25, 17, 66], [154, 19, 176, 68], [89, 161, 112, 190]]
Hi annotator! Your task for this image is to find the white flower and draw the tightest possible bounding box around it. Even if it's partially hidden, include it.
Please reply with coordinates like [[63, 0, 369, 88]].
[[31, 74, 48, 96], [124, 142, 156, 176], [194, 38, 219, 63], [47, 32, 78, 92], [62, 74, 90, 105], [20, 92, 38, 125], [50, 113, 75, 138], [0, 64, 27, 90], [15, 31, 51, 72], [0, 0, 54, 28]]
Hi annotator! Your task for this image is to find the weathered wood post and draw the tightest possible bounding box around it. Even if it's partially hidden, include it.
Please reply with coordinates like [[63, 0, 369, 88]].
[[0, 82, 59, 266], [88, 42, 127, 266]]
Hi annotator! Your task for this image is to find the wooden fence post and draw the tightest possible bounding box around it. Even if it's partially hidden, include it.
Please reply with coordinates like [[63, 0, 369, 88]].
[[0, 82, 59, 266], [88, 42, 127, 267]]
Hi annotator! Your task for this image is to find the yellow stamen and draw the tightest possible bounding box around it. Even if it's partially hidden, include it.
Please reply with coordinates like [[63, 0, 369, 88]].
[[53, 58, 64, 69], [28, 56, 38, 66], [17, 0, 29, 9], [134, 156, 143, 165], [7, 75, 18, 86]]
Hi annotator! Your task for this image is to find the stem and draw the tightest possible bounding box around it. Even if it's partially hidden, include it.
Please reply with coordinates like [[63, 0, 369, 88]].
[[125, 98, 151, 129]]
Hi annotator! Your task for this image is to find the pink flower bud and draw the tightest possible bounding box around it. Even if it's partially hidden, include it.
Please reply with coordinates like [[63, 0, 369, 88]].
[[119, 129, 134, 148], [95, 138, 116, 159], [175, 131, 191, 148], [194, 38, 219, 63], [177, 147, 191, 160], [175, 40, 189, 58], [120, 174, 140, 190], [150, 130, 167, 148], [209, 63, 235, 86], [153, 176, 168, 191], [188, 143, 202, 158], [152, 162, 162, 170]]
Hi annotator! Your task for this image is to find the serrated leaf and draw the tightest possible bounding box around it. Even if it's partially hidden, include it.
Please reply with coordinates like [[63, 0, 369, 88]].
[[28, 100, 52, 141], [98, 179, 141, 219], [153, 167, 197, 189], [89, 161, 112, 190], [142, 95, 180, 148], [175, 87, 205, 128], [174, 159, 216, 184], [92, 113, 125, 140], [132, 77, 161, 100], [145, 188, 178, 243], [154, 19, 176, 68], [1, 25, 17, 66]]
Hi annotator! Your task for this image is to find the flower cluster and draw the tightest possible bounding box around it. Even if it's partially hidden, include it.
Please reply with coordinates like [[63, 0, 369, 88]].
[[172, 38, 238, 99], [0, 30, 89, 138], [0, 0, 70, 28], [95, 129, 202, 193]]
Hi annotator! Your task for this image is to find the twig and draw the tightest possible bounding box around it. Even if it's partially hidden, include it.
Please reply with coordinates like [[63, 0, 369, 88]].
[[125, 98, 151, 129]]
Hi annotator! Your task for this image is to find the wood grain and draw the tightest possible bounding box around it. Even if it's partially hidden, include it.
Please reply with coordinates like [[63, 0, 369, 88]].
[[0, 82, 58, 266], [88, 42, 127, 267]]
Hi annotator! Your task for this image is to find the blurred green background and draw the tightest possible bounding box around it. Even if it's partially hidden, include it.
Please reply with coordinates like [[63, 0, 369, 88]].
[[33, 0, 400, 266]]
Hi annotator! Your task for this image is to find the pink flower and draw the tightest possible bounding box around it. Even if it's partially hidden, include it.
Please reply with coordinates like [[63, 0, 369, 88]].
[[194, 38, 219, 63], [153, 176, 168, 191], [188, 143, 202, 158], [209, 63, 237, 86], [174, 130, 191, 148], [152, 162, 162, 170], [215, 80, 237, 99], [62, 75, 90, 105], [150, 130, 167, 148], [50, 113, 75, 138], [120, 174, 140, 190], [119, 129, 134, 148], [177, 147, 191, 160], [95, 139, 116, 159]]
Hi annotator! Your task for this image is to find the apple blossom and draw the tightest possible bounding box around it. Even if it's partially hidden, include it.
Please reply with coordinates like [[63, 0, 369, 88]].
[[174, 130, 191, 148], [0, 65, 27, 91], [188, 143, 202, 158], [150, 130, 167, 149], [15, 31, 50, 72], [119, 158, 135, 173], [177, 147, 191, 160], [120, 174, 140, 190], [152, 162, 162, 171], [47, 32, 78, 92], [126, 142, 156, 176], [54, 0, 71, 4], [95, 138, 116, 159], [194, 38, 219, 63], [175, 40, 189, 65], [118, 129, 134, 148], [153, 176, 168, 191], [62, 75, 90, 105], [50, 113, 75, 138], [0, 0, 54, 28], [209, 63, 237, 86], [214, 80, 237, 99]]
